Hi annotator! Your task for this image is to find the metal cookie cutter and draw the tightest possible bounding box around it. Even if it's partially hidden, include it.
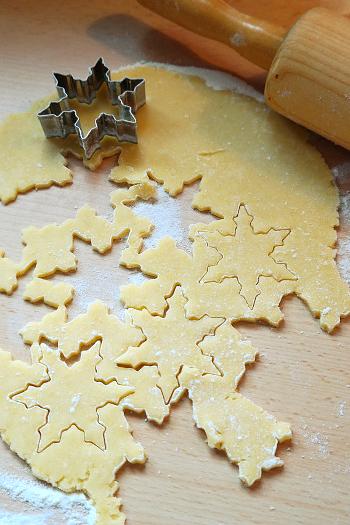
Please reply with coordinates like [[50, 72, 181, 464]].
[[38, 58, 145, 159]]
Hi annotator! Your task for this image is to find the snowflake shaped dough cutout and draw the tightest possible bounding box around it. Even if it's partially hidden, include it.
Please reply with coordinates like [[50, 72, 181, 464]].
[[118, 287, 223, 403], [14, 341, 133, 451], [199, 205, 296, 308]]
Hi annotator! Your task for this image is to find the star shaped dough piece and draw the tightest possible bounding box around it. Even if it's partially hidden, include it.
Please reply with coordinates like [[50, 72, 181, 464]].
[[201, 206, 295, 308], [14, 341, 133, 451], [118, 287, 223, 403]]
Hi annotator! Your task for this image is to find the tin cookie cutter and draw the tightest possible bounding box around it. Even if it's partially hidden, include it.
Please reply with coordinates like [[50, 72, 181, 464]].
[[38, 58, 145, 159]]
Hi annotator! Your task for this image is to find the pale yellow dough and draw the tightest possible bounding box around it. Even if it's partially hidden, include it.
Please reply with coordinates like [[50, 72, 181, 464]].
[[12, 296, 290, 513], [0, 249, 20, 293], [21, 301, 169, 425], [23, 278, 74, 307], [4, 63, 350, 522], [0, 107, 71, 204], [0, 348, 145, 525], [118, 287, 223, 403], [0, 85, 132, 203], [114, 65, 350, 332], [177, 321, 291, 486], [0, 183, 155, 296], [14, 341, 133, 452], [1, 63, 348, 327]]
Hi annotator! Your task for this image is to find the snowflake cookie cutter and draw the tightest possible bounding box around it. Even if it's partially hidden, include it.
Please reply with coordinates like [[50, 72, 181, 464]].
[[38, 58, 145, 159]]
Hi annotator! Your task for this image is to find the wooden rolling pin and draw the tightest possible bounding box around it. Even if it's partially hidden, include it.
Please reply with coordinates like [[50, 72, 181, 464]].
[[138, 0, 350, 150]]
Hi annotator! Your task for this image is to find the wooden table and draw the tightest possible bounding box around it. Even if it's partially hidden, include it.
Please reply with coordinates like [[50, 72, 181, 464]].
[[0, 1, 350, 524]]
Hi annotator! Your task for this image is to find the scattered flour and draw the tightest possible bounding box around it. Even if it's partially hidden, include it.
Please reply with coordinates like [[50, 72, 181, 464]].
[[230, 32, 246, 47], [134, 186, 185, 249], [332, 162, 350, 188], [134, 184, 210, 254], [337, 235, 350, 284], [69, 393, 81, 414], [300, 426, 330, 458], [332, 167, 350, 284], [0, 471, 96, 525], [339, 191, 350, 224], [337, 400, 346, 417]]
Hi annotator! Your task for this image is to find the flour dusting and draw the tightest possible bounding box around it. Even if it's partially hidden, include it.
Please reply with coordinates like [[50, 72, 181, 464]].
[[0, 471, 96, 525], [134, 184, 209, 253], [337, 400, 346, 417], [334, 165, 350, 284], [300, 426, 330, 458]]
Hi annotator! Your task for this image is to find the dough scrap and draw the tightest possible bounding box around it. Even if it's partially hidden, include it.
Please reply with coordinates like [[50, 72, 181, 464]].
[[0, 249, 20, 293], [113, 65, 350, 332], [0, 183, 154, 305], [19, 297, 289, 488], [179, 366, 291, 486], [13, 341, 133, 451], [118, 287, 223, 403], [175, 321, 291, 486], [0, 349, 144, 525], [19, 187, 153, 278], [0, 297, 290, 522], [23, 278, 74, 307], [0, 107, 72, 204]]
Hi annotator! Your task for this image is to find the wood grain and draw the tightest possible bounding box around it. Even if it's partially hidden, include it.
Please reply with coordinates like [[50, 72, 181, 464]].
[[0, 1, 350, 524], [137, 0, 285, 69], [266, 7, 350, 151]]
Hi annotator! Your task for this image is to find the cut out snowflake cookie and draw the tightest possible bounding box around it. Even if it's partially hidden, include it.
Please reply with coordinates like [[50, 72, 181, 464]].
[[21, 301, 169, 424], [0, 347, 144, 525], [120, 235, 292, 328], [118, 287, 223, 403], [14, 341, 133, 451], [197, 205, 295, 308]]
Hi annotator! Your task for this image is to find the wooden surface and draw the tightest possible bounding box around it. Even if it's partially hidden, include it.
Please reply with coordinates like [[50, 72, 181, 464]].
[[137, 0, 285, 69], [1, 1, 350, 524]]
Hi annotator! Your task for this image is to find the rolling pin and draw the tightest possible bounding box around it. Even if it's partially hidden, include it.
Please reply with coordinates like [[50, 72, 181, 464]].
[[138, 0, 350, 150]]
